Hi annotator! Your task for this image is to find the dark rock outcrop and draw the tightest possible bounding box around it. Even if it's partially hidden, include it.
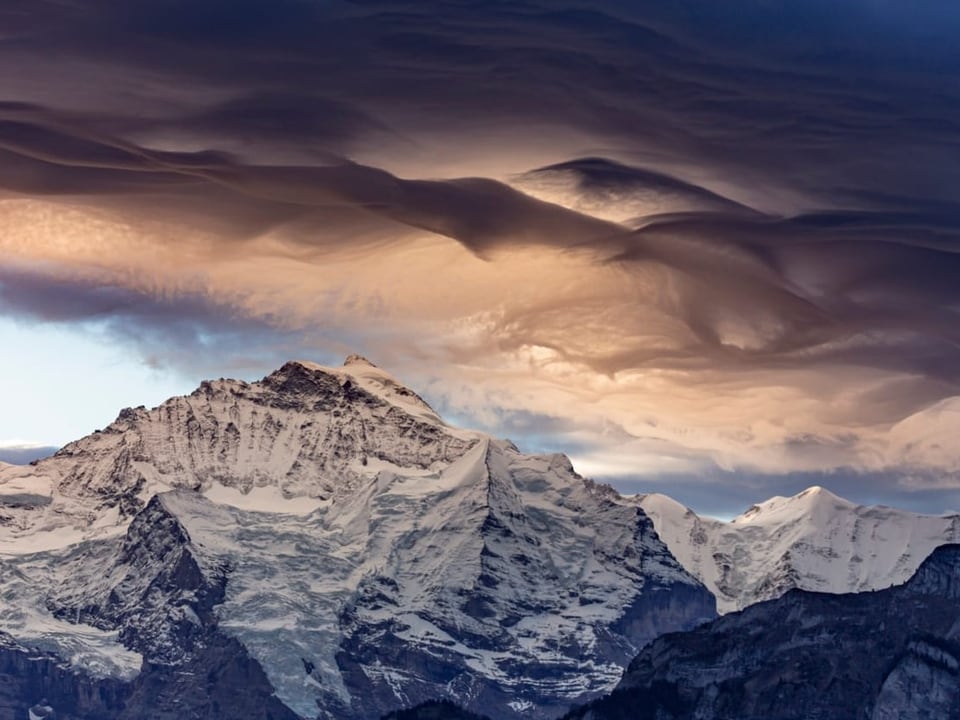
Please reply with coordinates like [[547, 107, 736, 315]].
[[381, 699, 491, 720], [122, 631, 301, 720], [565, 544, 960, 720], [49, 495, 229, 665], [0, 629, 298, 720], [25, 496, 300, 720], [0, 634, 126, 720]]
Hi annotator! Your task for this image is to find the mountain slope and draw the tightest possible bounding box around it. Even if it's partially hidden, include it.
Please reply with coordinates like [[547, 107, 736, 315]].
[[0, 357, 476, 548], [0, 357, 715, 720], [565, 544, 960, 720], [635, 486, 960, 613], [0, 496, 302, 720]]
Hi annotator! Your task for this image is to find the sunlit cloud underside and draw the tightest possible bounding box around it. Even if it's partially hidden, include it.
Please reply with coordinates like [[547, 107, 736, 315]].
[[2, 0, 960, 512]]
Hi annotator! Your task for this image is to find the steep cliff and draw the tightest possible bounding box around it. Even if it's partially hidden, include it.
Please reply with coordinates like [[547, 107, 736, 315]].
[[566, 544, 960, 720]]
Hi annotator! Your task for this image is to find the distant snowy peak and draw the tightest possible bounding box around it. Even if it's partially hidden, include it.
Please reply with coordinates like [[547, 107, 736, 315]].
[[731, 485, 856, 525], [636, 485, 960, 613]]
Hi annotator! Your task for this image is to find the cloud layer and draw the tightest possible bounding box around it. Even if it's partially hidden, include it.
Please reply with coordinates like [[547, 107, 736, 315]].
[[2, 0, 960, 509]]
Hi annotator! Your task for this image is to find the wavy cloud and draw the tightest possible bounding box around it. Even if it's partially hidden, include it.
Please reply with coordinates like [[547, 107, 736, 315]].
[[2, 0, 960, 509]]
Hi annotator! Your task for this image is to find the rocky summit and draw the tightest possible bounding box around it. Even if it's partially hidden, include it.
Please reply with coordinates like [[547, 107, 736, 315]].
[[0, 358, 715, 720]]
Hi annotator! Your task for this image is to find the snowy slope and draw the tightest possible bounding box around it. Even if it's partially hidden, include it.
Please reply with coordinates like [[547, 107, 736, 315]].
[[0, 356, 477, 550], [635, 486, 960, 613], [0, 357, 714, 720], [133, 439, 710, 720]]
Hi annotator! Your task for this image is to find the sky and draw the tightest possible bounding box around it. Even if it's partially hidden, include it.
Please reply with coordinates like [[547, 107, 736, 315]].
[[2, 0, 960, 516]]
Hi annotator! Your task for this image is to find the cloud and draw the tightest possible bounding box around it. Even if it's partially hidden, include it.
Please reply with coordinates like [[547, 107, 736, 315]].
[[512, 157, 760, 224], [1, 0, 960, 509], [0, 105, 620, 257], [0, 445, 59, 465], [0, 263, 320, 374]]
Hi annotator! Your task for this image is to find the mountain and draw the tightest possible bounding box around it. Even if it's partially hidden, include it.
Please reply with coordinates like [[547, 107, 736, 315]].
[[564, 543, 960, 720], [635, 486, 960, 613], [0, 357, 715, 720], [381, 700, 491, 720]]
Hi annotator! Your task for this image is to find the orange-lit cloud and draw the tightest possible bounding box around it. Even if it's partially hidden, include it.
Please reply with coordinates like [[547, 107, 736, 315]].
[[1, 0, 960, 511]]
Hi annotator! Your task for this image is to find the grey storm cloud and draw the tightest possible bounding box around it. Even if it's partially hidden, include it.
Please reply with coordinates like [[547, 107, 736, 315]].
[[0, 265, 316, 373], [1, 0, 957, 190], [2, 0, 960, 509], [0, 102, 621, 255]]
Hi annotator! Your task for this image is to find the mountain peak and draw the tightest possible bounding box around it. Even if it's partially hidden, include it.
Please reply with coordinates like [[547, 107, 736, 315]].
[[285, 354, 378, 373], [732, 485, 854, 525], [262, 360, 345, 399], [264, 358, 441, 423], [0, 359, 715, 720], [343, 353, 377, 368], [0, 357, 478, 543], [631, 492, 697, 520], [640, 482, 960, 614]]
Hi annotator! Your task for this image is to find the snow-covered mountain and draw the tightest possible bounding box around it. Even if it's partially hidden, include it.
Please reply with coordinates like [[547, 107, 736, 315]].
[[0, 355, 474, 546], [0, 357, 714, 720], [635, 486, 960, 613]]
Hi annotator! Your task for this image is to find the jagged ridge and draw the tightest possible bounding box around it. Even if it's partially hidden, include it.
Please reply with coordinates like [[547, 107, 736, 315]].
[[0, 358, 477, 548], [48, 494, 230, 665]]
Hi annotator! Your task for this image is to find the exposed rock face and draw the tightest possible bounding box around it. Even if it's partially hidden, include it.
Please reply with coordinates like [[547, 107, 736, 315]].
[[0, 630, 301, 720], [120, 632, 302, 720], [0, 512, 297, 720], [0, 634, 126, 720], [0, 358, 715, 720], [325, 441, 715, 719], [48, 494, 229, 665], [872, 641, 960, 720], [565, 544, 960, 720], [380, 699, 491, 720]]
